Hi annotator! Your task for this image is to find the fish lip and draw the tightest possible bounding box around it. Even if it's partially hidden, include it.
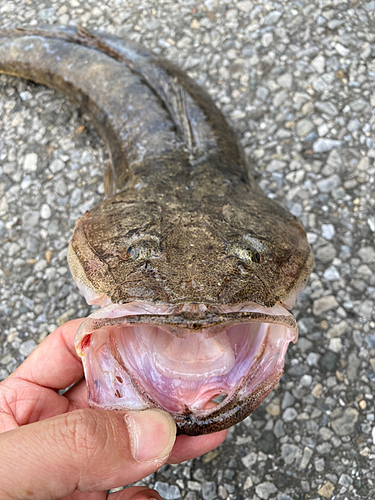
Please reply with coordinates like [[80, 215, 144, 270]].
[[75, 301, 298, 435], [76, 310, 296, 341], [75, 300, 297, 351], [172, 369, 284, 436]]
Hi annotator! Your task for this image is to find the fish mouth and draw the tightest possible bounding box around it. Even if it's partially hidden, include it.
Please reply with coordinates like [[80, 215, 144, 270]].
[[75, 302, 297, 435]]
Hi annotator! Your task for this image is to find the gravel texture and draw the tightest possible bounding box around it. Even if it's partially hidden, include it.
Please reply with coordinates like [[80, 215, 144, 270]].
[[1, 1, 375, 499]]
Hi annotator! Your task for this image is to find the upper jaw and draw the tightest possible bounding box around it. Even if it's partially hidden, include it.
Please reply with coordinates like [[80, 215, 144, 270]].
[[75, 300, 297, 351]]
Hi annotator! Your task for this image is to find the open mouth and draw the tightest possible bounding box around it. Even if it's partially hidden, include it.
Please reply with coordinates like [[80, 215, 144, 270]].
[[75, 302, 297, 435]]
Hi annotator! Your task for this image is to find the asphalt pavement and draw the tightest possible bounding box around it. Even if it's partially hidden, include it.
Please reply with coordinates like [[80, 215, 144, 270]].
[[0, 1, 375, 499]]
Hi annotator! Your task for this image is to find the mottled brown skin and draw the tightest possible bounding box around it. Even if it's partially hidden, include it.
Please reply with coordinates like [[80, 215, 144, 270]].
[[82, 310, 297, 338], [0, 26, 314, 435], [174, 372, 283, 435]]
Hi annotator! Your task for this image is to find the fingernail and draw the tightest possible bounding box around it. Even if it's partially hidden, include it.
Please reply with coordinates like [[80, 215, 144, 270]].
[[125, 409, 176, 462]]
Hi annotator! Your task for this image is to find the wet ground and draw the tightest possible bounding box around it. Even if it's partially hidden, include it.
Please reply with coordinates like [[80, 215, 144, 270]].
[[0, 1, 375, 499]]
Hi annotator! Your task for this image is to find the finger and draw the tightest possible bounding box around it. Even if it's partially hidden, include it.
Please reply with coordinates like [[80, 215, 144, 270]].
[[109, 486, 163, 500], [168, 428, 228, 464], [10, 318, 85, 390], [0, 408, 176, 500], [62, 491, 105, 500], [64, 377, 90, 408], [0, 378, 70, 430], [63, 386, 227, 464]]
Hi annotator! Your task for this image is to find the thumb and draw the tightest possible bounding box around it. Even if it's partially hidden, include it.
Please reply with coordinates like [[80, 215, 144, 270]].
[[0, 408, 176, 500]]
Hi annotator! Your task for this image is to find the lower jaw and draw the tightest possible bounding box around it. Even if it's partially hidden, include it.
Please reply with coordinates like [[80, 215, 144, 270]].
[[173, 370, 284, 435], [75, 302, 297, 435]]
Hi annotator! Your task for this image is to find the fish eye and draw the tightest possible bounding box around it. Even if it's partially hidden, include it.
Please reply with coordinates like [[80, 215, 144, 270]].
[[253, 251, 263, 263], [120, 238, 160, 261], [227, 242, 263, 264], [121, 246, 138, 260]]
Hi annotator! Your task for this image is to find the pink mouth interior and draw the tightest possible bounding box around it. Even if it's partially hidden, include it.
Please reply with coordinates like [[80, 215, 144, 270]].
[[76, 304, 297, 415]]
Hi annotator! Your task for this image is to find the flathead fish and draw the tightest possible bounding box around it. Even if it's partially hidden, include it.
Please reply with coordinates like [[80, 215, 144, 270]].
[[0, 26, 313, 435]]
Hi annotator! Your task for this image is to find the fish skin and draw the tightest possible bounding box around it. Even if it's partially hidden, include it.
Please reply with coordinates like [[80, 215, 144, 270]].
[[0, 26, 314, 435]]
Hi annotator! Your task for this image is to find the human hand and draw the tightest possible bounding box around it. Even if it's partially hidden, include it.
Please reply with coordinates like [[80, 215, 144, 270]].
[[0, 318, 227, 500]]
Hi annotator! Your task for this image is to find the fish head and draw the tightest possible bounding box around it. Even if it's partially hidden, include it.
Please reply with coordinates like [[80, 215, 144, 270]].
[[68, 192, 313, 308], [67, 192, 313, 435]]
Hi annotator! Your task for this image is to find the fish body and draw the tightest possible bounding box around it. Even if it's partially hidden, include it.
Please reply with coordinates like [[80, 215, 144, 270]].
[[0, 26, 313, 435]]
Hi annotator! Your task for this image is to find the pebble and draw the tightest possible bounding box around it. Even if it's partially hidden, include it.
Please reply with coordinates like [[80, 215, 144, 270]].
[[187, 482, 201, 492], [365, 334, 375, 349], [277, 73, 293, 89], [201, 482, 216, 500], [317, 481, 335, 498], [299, 447, 313, 470], [241, 451, 257, 468], [49, 158, 65, 173], [296, 119, 314, 137], [367, 216, 375, 232], [323, 266, 340, 281], [255, 482, 278, 500], [331, 408, 359, 436], [263, 10, 282, 25], [313, 295, 339, 316], [315, 101, 339, 116], [281, 444, 302, 465], [350, 98, 367, 112], [283, 407, 298, 422], [273, 420, 285, 438], [312, 383, 323, 398], [22, 210, 40, 231], [40, 203, 52, 219], [321, 223, 335, 240], [335, 42, 350, 56], [262, 32, 273, 48], [358, 300, 373, 319], [34, 259, 47, 272], [311, 54, 326, 73], [154, 482, 181, 500], [358, 246, 375, 263], [300, 374, 312, 387], [266, 397, 281, 416], [266, 159, 287, 172], [312, 74, 333, 92], [281, 391, 295, 409], [328, 337, 342, 353], [326, 320, 348, 338], [23, 152, 38, 172], [237, 1, 253, 12], [347, 352, 360, 381], [19, 339, 38, 357], [313, 139, 341, 153], [8, 242, 21, 257], [55, 178, 67, 196], [316, 175, 341, 193], [243, 476, 253, 490], [307, 352, 321, 366], [320, 351, 338, 372]]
